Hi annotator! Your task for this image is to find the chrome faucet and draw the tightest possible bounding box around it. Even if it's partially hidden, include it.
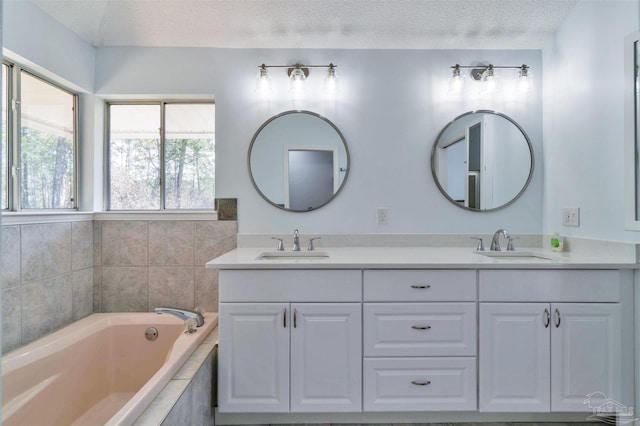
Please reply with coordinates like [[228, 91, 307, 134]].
[[154, 307, 204, 327], [292, 229, 301, 251], [308, 237, 321, 251], [490, 229, 510, 251]]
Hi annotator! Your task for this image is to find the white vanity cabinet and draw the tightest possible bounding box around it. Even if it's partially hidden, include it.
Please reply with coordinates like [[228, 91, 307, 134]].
[[479, 270, 623, 413], [218, 270, 362, 413], [362, 270, 478, 411]]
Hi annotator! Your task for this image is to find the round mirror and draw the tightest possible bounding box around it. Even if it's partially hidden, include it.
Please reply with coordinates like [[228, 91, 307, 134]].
[[248, 110, 350, 212], [431, 110, 534, 212]]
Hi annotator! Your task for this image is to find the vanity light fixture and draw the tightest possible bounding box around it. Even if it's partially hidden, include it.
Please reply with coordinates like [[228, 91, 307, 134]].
[[449, 63, 531, 95], [256, 63, 338, 99]]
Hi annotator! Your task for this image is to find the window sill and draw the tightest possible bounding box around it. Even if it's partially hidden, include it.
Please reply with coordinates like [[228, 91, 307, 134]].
[[1, 210, 221, 225], [93, 211, 219, 221], [1, 211, 94, 225]]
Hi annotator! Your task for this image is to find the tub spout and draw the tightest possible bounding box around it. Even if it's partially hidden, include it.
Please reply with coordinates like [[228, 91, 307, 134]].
[[154, 307, 204, 327]]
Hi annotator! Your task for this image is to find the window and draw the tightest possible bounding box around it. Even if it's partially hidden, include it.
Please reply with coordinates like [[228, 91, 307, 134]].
[[108, 102, 215, 210], [1, 61, 77, 211], [2, 64, 8, 210]]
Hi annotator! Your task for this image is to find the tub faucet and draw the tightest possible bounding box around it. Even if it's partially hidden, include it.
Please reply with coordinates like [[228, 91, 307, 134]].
[[292, 229, 301, 251], [154, 307, 204, 327], [490, 229, 510, 251]]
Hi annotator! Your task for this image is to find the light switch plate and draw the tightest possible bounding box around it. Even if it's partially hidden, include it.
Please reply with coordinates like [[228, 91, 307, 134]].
[[377, 208, 388, 225]]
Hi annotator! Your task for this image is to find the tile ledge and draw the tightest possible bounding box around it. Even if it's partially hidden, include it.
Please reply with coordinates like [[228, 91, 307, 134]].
[[95, 211, 219, 221]]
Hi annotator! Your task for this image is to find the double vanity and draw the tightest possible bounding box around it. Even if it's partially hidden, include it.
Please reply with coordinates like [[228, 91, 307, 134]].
[[207, 242, 636, 424]]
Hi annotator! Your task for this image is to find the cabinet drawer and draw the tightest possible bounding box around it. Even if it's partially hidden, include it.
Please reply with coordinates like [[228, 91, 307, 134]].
[[219, 269, 361, 302], [364, 270, 476, 301], [364, 303, 476, 356], [363, 357, 477, 411], [479, 270, 620, 302]]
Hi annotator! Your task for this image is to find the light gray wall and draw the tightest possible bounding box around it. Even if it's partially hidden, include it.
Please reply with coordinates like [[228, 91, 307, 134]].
[[3, 1, 544, 235], [3, 0, 94, 92], [94, 47, 543, 235], [543, 0, 640, 242]]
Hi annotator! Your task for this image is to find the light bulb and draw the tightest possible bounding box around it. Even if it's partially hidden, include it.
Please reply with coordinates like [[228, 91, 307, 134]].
[[481, 66, 498, 94], [322, 64, 339, 99], [255, 65, 272, 97], [517, 65, 531, 93], [289, 67, 307, 99], [448, 65, 465, 94]]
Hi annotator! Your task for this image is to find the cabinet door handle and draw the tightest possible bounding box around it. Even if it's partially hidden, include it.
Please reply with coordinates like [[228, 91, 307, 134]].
[[411, 380, 431, 386], [283, 308, 287, 328], [543, 308, 550, 328], [411, 325, 431, 330], [410, 284, 431, 289], [293, 308, 297, 328], [554, 308, 561, 328]]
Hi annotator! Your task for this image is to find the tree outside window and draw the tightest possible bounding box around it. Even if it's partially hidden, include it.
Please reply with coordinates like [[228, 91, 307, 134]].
[[108, 102, 215, 210], [1, 63, 77, 211]]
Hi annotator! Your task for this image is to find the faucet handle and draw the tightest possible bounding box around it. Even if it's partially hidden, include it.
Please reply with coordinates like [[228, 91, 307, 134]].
[[308, 237, 321, 251], [470, 237, 485, 251], [506, 236, 519, 251], [271, 237, 285, 251]]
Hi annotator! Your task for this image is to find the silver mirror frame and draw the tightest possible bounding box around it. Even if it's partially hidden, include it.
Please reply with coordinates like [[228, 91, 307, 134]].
[[624, 31, 640, 230], [430, 110, 535, 212], [247, 110, 351, 212]]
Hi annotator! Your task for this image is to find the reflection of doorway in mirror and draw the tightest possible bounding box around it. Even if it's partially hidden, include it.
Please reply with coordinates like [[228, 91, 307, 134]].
[[440, 139, 466, 204], [467, 121, 483, 209], [285, 148, 337, 210]]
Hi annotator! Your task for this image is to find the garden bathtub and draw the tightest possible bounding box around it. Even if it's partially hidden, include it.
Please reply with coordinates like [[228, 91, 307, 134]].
[[2, 312, 218, 425]]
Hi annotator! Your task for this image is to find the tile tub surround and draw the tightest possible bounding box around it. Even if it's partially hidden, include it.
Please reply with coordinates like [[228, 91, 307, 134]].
[[1, 221, 94, 353], [94, 219, 237, 314], [1, 217, 237, 354]]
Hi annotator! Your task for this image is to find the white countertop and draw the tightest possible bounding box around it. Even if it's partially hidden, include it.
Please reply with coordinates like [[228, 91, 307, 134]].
[[206, 246, 639, 270]]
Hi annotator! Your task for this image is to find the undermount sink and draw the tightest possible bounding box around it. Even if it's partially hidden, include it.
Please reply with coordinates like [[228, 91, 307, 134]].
[[476, 251, 555, 261], [257, 251, 330, 260]]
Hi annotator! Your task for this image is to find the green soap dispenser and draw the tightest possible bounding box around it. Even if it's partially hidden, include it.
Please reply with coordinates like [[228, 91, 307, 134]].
[[550, 232, 564, 252]]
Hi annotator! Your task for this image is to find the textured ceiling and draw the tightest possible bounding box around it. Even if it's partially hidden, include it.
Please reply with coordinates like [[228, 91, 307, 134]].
[[32, 0, 580, 49]]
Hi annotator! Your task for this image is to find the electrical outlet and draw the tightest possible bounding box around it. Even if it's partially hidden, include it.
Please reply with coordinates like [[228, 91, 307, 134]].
[[377, 208, 388, 225], [562, 207, 580, 227]]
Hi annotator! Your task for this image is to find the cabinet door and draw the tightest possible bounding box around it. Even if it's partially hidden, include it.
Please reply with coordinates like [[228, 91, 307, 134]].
[[551, 303, 621, 412], [479, 303, 550, 412], [290, 303, 362, 412], [218, 303, 289, 413]]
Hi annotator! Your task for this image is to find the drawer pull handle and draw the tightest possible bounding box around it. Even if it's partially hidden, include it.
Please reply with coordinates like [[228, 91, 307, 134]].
[[283, 308, 287, 328], [411, 325, 431, 330], [554, 308, 561, 328], [410, 284, 431, 289], [411, 380, 431, 386]]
